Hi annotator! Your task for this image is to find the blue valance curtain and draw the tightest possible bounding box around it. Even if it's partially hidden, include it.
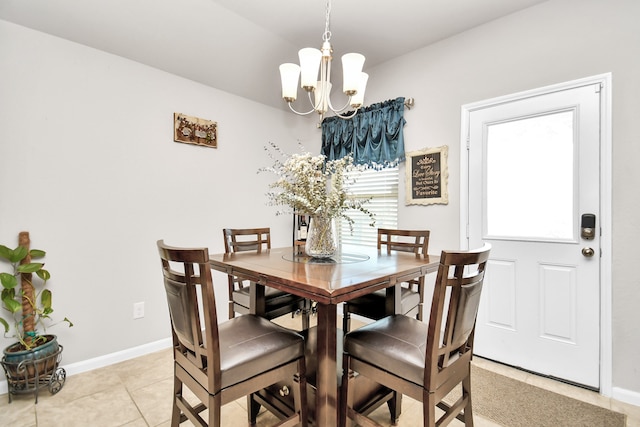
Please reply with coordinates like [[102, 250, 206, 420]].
[[321, 97, 406, 169]]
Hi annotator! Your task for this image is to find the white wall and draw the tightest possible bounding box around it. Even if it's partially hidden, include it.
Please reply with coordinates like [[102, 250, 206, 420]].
[[2, 0, 640, 403], [363, 0, 640, 401], [0, 20, 317, 368]]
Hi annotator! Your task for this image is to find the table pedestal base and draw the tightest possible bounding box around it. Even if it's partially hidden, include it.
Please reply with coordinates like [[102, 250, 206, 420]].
[[251, 326, 398, 426]]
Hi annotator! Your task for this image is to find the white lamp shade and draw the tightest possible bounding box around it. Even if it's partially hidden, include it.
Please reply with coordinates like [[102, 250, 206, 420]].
[[279, 63, 301, 101], [298, 48, 322, 90], [350, 72, 368, 107], [341, 53, 365, 94]]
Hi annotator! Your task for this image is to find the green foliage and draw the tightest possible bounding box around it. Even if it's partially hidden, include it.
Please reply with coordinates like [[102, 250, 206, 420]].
[[17, 262, 44, 274], [0, 272, 17, 289], [0, 243, 72, 351]]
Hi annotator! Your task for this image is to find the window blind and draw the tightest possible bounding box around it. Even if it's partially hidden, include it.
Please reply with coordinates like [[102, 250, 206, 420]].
[[339, 167, 399, 247]]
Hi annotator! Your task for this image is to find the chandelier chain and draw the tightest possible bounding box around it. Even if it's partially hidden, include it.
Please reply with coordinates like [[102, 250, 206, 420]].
[[323, 0, 332, 42]]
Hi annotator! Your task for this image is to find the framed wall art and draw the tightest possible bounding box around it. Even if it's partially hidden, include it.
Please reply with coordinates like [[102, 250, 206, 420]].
[[173, 113, 217, 148], [405, 145, 449, 205]]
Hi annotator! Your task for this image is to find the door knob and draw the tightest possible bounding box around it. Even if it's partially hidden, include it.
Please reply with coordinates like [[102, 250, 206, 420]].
[[582, 247, 595, 257]]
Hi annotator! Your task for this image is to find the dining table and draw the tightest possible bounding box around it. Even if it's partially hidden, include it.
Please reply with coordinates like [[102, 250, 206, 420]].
[[209, 244, 440, 427]]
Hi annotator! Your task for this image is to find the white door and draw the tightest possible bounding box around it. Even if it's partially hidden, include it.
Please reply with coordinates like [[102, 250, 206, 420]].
[[465, 81, 603, 389]]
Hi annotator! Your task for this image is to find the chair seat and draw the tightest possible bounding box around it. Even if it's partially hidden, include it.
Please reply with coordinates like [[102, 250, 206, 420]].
[[344, 315, 427, 386], [233, 285, 305, 310], [347, 287, 421, 317], [218, 315, 305, 389]]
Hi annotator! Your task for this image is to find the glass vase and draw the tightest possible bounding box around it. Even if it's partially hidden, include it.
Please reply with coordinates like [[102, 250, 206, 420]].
[[305, 215, 338, 259]]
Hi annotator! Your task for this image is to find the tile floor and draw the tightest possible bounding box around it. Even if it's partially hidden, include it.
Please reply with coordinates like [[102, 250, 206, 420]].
[[1, 315, 639, 427]]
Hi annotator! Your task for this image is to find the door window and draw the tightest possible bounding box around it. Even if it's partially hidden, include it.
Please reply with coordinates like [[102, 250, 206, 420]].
[[486, 110, 575, 241]]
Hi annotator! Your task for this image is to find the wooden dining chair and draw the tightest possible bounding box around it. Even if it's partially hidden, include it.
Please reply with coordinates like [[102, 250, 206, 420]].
[[341, 244, 491, 427], [223, 227, 310, 330], [157, 240, 307, 427], [342, 228, 430, 332]]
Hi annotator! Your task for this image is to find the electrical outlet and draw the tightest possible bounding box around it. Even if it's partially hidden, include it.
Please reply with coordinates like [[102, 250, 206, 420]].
[[133, 302, 145, 319]]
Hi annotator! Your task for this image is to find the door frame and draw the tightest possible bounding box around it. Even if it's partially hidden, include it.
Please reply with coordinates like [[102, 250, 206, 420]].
[[459, 73, 612, 395]]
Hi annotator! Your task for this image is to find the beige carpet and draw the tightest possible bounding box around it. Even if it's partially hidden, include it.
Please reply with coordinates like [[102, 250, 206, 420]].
[[447, 365, 626, 427]]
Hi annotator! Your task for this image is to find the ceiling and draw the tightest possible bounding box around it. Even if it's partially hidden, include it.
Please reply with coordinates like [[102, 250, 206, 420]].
[[0, 0, 547, 110]]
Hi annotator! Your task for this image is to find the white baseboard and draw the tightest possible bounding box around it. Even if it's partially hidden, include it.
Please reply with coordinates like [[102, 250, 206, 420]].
[[612, 386, 640, 407], [0, 337, 172, 396]]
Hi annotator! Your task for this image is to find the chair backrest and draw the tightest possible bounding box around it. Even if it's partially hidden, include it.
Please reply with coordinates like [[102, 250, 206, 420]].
[[223, 228, 271, 254], [425, 244, 491, 389], [157, 240, 220, 379], [377, 228, 430, 255]]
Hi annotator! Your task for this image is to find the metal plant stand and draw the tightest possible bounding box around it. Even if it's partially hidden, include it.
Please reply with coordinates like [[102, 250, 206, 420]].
[[1, 344, 66, 403]]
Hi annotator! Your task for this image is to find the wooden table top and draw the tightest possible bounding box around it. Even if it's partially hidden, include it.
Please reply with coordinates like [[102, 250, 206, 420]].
[[209, 245, 440, 305]]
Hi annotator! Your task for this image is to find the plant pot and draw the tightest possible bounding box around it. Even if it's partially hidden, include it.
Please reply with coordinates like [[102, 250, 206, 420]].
[[1, 335, 65, 403], [3, 334, 59, 371]]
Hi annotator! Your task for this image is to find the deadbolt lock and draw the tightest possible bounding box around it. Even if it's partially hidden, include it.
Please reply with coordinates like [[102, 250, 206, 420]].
[[581, 213, 596, 240]]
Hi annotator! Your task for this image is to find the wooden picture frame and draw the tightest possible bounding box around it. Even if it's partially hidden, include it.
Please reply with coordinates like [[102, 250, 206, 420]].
[[173, 113, 217, 148], [405, 145, 449, 205]]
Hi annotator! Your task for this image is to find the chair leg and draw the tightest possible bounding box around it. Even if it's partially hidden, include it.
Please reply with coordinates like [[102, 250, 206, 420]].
[[340, 353, 353, 427], [247, 393, 261, 426], [293, 358, 308, 427], [302, 299, 311, 330], [424, 390, 436, 427], [462, 375, 474, 427], [208, 393, 222, 427], [342, 304, 351, 333], [228, 300, 235, 319], [386, 391, 402, 425], [171, 370, 182, 427]]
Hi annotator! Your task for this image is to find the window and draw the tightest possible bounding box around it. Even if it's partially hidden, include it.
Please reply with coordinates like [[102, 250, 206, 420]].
[[338, 167, 399, 247], [486, 111, 574, 240]]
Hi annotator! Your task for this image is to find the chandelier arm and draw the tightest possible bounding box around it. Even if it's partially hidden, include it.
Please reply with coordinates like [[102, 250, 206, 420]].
[[332, 106, 360, 120], [327, 95, 354, 115], [287, 90, 329, 116], [287, 100, 318, 116]]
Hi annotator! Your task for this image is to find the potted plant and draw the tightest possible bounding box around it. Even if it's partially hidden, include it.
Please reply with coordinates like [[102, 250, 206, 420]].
[[0, 231, 71, 401]]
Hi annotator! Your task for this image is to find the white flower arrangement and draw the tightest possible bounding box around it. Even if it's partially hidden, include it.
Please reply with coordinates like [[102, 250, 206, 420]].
[[259, 142, 375, 231]]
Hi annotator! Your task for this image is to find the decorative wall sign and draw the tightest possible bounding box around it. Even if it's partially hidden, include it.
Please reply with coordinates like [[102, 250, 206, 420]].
[[173, 113, 217, 148], [405, 145, 449, 205]]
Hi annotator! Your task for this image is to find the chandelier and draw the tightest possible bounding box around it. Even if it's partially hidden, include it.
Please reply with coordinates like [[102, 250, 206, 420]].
[[278, 0, 368, 124]]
